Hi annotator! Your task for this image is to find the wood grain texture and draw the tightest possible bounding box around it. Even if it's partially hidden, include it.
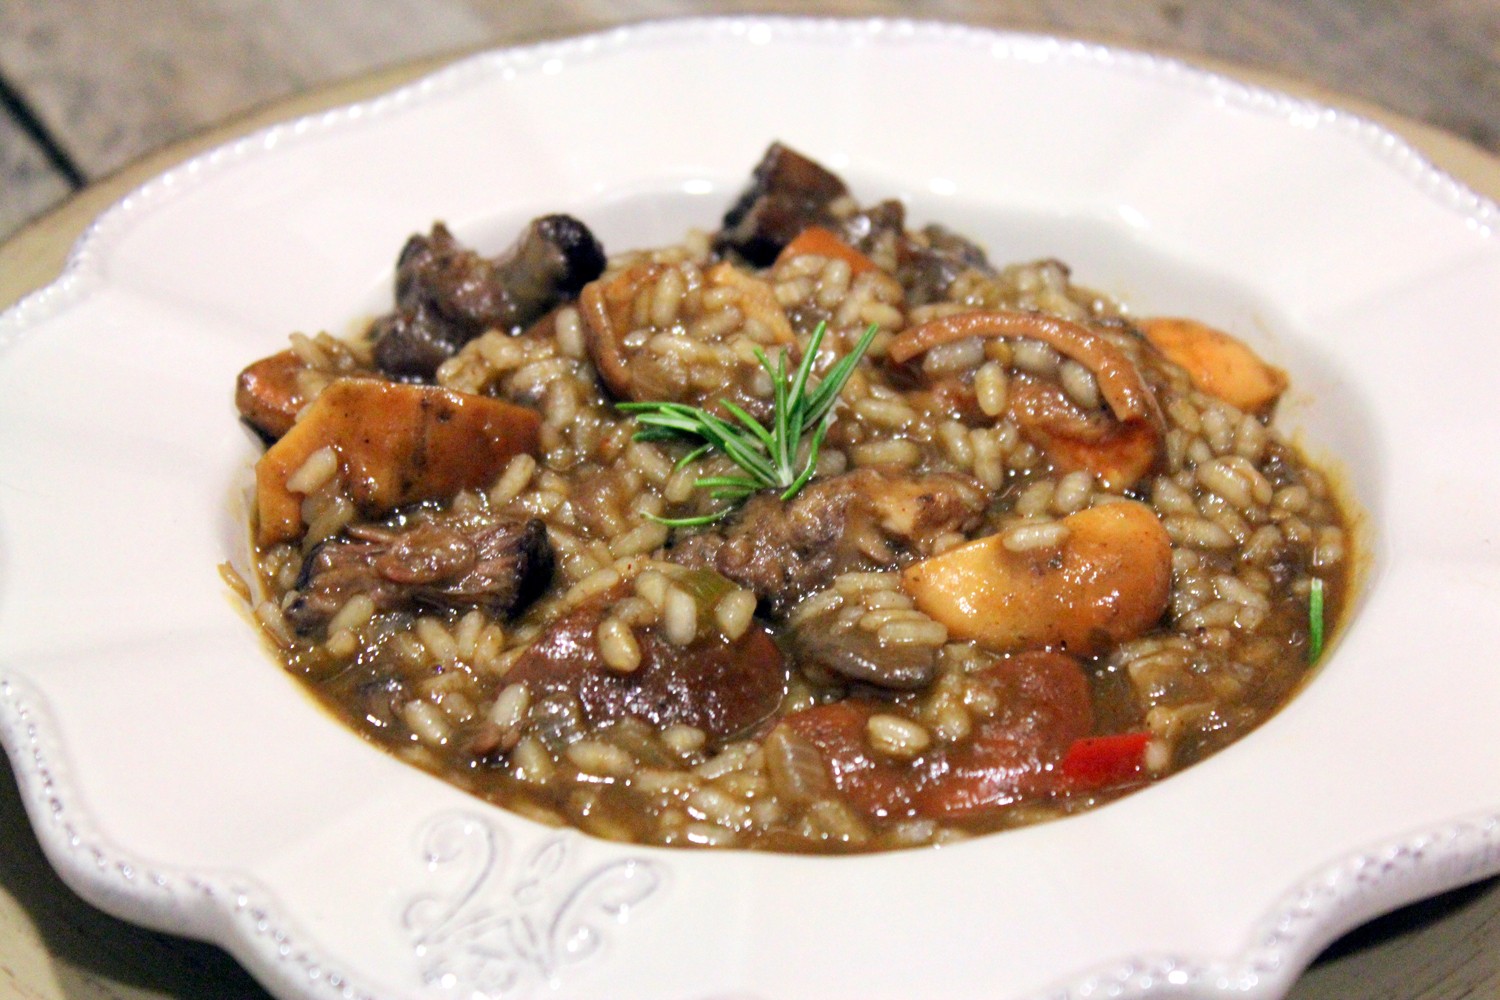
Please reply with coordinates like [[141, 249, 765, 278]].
[[1294, 876, 1500, 999], [0, 110, 73, 238], [2, 5, 1500, 1000], [0, 0, 1498, 238]]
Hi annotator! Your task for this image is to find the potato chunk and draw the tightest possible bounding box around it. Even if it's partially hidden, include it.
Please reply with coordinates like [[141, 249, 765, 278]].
[[255, 379, 539, 545], [901, 501, 1171, 656]]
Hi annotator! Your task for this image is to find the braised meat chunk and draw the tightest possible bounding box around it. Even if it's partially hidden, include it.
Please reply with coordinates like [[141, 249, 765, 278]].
[[285, 515, 553, 634], [504, 584, 786, 741], [669, 469, 988, 618], [838, 199, 997, 306], [780, 651, 1094, 818], [716, 142, 851, 265], [372, 215, 606, 380]]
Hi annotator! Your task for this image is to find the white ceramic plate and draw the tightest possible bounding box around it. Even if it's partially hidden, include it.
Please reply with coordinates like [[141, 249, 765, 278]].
[[3, 17, 1499, 1000]]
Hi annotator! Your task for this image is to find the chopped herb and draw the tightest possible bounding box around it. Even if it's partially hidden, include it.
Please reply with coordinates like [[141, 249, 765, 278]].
[[1308, 577, 1325, 663], [619, 321, 878, 526]]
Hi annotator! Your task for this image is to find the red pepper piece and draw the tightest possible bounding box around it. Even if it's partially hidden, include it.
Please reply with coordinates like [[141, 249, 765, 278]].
[[1059, 731, 1152, 789]]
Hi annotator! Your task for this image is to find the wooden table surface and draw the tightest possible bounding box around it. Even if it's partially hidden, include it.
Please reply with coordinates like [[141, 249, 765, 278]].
[[2, 2, 1499, 998]]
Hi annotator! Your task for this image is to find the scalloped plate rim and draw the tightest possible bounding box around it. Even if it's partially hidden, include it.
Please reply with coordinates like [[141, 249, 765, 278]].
[[0, 15, 1497, 1000]]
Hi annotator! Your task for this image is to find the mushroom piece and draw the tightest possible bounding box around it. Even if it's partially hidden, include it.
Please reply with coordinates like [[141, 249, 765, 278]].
[[235, 345, 377, 443], [578, 259, 796, 409], [285, 516, 554, 634], [888, 309, 1165, 490], [787, 612, 940, 691], [235, 349, 308, 442], [255, 379, 539, 545], [1138, 316, 1287, 415], [1006, 380, 1163, 490], [901, 501, 1173, 657], [371, 215, 606, 381]]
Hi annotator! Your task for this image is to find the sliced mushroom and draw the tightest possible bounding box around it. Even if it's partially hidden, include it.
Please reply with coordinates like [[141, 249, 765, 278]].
[[1007, 380, 1162, 489], [1139, 316, 1287, 415], [578, 260, 795, 410], [577, 261, 669, 401], [788, 612, 940, 691], [901, 501, 1173, 657], [255, 379, 539, 545], [889, 310, 1162, 426], [235, 349, 308, 442]]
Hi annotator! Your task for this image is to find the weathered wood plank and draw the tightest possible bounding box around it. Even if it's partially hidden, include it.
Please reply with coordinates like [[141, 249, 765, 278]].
[[0, 108, 73, 238], [0, 0, 485, 177], [446, 0, 1500, 148], [0, 0, 1497, 195], [1291, 876, 1500, 1000]]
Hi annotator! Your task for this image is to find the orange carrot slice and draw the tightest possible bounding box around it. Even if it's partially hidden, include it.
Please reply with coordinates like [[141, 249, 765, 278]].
[[776, 225, 879, 276]]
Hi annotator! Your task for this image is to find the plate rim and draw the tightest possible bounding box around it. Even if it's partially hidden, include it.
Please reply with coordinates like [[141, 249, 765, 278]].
[[2, 14, 1499, 1000], [3, 15, 1497, 344], [6, 661, 1500, 1000]]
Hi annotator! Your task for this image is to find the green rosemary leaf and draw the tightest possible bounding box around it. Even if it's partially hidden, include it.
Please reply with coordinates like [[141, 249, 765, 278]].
[[673, 442, 711, 472], [619, 319, 876, 522], [695, 475, 764, 490], [716, 399, 777, 452], [785, 321, 828, 426], [646, 509, 736, 527], [804, 322, 879, 428], [1308, 577, 1326, 663], [781, 413, 833, 501]]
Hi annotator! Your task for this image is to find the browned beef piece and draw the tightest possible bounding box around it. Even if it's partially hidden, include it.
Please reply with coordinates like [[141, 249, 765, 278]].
[[780, 651, 1094, 819], [669, 469, 989, 619], [372, 215, 606, 380], [715, 142, 851, 266], [836, 198, 905, 254], [906, 223, 996, 302], [505, 586, 786, 740], [838, 199, 995, 306], [714, 144, 994, 297], [285, 515, 553, 633]]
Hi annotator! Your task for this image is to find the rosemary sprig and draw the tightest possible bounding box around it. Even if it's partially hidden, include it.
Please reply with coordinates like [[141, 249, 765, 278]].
[[618, 321, 879, 526], [1308, 577, 1326, 663]]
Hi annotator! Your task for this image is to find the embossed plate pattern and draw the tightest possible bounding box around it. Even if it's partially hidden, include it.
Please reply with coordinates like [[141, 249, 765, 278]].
[[2, 17, 1499, 1000]]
